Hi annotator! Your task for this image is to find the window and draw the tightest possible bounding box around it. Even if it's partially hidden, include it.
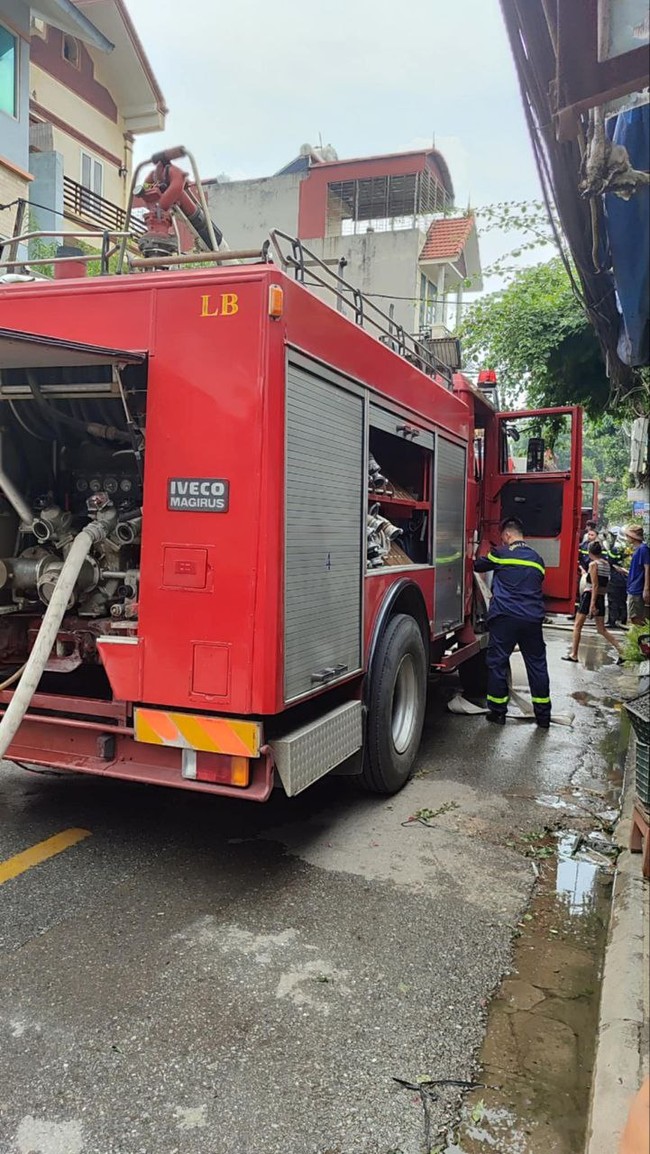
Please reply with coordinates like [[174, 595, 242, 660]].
[[500, 414, 574, 474], [582, 480, 596, 513], [327, 170, 452, 236], [0, 24, 17, 119], [418, 273, 437, 331], [62, 34, 79, 66], [80, 150, 103, 214]]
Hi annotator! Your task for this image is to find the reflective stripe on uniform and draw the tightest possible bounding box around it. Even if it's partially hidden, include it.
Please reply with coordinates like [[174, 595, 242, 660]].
[[487, 552, 545, 576], [487, 694, 509, 704], [531, 696, 551, 704]]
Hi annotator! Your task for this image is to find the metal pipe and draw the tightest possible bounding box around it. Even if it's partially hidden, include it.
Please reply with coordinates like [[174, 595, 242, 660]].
[[183, 146, 220, 253], [128, 248, 266, 269], [114, 517, 141, 545], [116, 155, 152, 273], [1, 248, 120, 272], [0, 521, 108, 760], [0, 432, 34, 529], [25, 372, 131, 444]]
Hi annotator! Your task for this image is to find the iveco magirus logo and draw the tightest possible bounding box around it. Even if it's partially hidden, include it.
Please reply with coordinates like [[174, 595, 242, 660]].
[[168, 478, 229, 512]]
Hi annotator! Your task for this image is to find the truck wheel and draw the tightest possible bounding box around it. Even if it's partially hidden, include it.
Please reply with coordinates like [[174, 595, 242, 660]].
[[458, 647, 488, 698], [361, 613, 427, 794]]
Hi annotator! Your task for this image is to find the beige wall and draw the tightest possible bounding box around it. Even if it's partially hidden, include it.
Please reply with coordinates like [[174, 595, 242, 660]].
[[205, 175, 427, 334], [30, 64, 129, 212], [204, 174, 303, 251], [307, 231, 424, 334], [0, 162, 29, 244]]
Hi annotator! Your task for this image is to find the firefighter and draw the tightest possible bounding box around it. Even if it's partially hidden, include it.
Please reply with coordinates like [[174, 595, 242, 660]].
[[604, 534, 628, 629], [474, 517, 551, 728]]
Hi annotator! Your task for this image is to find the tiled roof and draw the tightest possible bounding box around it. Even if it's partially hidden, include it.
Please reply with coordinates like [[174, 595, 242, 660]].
[[420, 215, 475, 261]]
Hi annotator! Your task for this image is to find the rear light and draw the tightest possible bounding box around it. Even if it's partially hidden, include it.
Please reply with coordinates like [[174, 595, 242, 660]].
[[193, 751, 250, 788]]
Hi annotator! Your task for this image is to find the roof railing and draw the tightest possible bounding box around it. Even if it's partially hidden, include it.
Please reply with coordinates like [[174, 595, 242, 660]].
[[0, 218, 454, 389], [269, 229, 453, 387], [0, 228, 133, 276]]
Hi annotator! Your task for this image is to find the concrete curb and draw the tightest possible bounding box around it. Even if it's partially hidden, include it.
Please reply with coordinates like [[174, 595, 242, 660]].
[[585, 735, 649, 1154]]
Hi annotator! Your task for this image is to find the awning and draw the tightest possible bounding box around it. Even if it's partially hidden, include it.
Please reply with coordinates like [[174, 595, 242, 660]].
[[32, 0, 114, 51], [0, 329, 145, 370]]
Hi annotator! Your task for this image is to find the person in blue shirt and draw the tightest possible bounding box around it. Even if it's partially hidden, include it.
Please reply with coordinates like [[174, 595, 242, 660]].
[[474, 517, 551, 728], [625, 524, 650, 624]]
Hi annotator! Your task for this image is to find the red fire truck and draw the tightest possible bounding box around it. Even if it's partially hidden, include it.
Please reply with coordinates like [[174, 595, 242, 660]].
[[0, 150, 582, 801]]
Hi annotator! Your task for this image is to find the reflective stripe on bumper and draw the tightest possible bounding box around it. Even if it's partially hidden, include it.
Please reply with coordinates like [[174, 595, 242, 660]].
[[134, 709, 261, 757]]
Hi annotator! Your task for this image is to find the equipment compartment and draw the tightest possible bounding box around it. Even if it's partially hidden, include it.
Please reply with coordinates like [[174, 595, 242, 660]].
[[367, 425, 432, 569]]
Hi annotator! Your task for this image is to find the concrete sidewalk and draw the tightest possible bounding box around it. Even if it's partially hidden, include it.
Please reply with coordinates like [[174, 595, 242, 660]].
[[586, 734, 649, 1154]]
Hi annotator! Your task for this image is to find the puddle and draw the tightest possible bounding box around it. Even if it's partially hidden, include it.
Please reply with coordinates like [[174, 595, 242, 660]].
[[571, 690, 620, 710], [581, 643, 615, 671], [445, 837, 612, 1154], [600, 711, 630, 773], [555, 833, 601, 915]]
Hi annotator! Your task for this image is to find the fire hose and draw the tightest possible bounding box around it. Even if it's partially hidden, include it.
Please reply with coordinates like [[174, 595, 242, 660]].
[[0, 521, 108, 760]]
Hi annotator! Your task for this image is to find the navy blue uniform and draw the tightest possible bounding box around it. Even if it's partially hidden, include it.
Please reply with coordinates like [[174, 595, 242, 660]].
[[474, 541, 551, 722], [578, 541, 593, 572], [604, 544, 627, 626]]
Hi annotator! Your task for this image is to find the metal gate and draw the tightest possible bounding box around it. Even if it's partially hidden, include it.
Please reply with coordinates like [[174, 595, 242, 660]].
[[284, 362, 364, 701]]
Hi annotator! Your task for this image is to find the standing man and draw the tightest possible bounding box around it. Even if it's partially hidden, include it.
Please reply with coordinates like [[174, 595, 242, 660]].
[[605, 534, 628, 629], [474, 517, 551, 728], [625, 524, 650, 624]]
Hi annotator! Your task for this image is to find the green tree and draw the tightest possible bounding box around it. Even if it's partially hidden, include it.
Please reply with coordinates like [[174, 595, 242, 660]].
[[603, 490, 635, 526], [459, 257, 612, 417], [581, 417, 633, 523]]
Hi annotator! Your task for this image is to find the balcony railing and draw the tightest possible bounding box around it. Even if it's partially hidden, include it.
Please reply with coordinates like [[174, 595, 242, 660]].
[[63, 176, 146, 236]]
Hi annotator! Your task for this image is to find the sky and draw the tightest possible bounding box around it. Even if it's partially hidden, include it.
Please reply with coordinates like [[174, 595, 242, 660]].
[[126, 0, 552, 295]]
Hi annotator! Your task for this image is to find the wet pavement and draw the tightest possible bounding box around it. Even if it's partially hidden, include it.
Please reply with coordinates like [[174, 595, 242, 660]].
[[0, 629, 636, 1154]]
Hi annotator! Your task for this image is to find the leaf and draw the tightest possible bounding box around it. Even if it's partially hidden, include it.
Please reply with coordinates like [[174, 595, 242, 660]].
[[471, 1098, 486, 1123]]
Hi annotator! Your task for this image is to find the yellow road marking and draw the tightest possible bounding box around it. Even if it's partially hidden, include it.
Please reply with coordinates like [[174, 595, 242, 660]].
[[0, 828, 91, 886]]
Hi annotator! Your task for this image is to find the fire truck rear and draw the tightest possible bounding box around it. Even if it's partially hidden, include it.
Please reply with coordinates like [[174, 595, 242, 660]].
[[0, 149, 582, 800]]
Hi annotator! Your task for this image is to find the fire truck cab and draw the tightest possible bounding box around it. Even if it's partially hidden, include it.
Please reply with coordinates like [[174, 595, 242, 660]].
[[0, 210, 582, 802]]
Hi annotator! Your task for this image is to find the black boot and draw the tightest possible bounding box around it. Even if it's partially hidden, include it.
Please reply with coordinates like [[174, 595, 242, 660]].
[[486, 711, 506, 726]]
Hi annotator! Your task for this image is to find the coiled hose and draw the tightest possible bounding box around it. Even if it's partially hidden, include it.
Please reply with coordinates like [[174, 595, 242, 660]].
[[0, 522, 107, 761]]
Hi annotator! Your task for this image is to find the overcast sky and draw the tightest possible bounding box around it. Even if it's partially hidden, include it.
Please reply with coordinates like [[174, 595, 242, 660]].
[[127, 0, 549, 291]]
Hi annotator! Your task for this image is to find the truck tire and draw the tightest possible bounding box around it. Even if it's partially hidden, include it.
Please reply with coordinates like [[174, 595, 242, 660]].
[[458, 647, 489, 698], [361, 613, 427, 794]]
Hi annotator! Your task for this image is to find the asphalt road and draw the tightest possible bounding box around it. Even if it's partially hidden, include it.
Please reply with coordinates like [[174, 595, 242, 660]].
[[0, 629, 628, 1154]]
